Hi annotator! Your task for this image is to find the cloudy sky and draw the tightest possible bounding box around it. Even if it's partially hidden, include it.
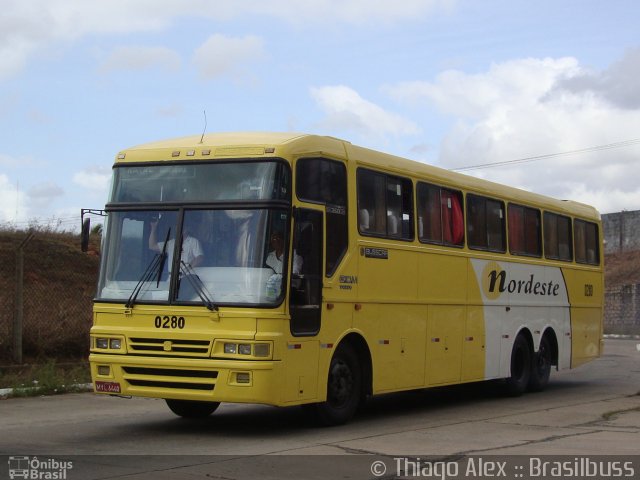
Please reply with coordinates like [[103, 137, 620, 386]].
[[1, 0, 639, 229]]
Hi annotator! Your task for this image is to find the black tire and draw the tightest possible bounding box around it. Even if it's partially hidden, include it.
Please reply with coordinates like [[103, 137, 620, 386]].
[[165, 399, 220, 418], [505, 334, 532, 396], [528, 335, 552, 392], [313, 344, 361, 426]]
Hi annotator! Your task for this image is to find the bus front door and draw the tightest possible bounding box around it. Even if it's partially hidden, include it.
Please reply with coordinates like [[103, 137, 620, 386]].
[[283, 208, 323, 403], [289, 208, 323, 335]]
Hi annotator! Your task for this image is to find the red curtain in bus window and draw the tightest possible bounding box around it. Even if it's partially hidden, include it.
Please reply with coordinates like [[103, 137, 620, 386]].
[[428, 187, 442, 242], [508, 206, 524, 254], [524, 208, 541, 256], [442, 190, 463, 245]]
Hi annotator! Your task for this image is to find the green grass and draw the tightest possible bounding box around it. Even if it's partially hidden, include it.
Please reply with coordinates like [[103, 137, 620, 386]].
[[0, 361, 91, 397]]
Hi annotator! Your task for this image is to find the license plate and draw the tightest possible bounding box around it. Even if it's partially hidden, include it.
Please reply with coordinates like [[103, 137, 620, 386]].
[[95, 381, 121, 393]]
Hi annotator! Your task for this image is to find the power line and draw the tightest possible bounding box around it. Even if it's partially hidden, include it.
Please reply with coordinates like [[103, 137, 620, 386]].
[[452, 138, 640, 172]]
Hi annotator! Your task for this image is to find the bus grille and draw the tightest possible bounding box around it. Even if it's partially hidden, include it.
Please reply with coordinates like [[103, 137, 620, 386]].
[[122, 366, 218, 391], [128, 337, 211, 357]]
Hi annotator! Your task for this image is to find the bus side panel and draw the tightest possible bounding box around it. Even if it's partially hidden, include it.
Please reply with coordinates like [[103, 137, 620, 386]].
[[570, 307, 603, 367], [469, 259, 573, 379], [356, 244, 424, 393], [462, 306, 486, 382], [426, 304, 464, 385], [465, 262, 487, 382], [282, 339, 319, 403], [563, 267, 604, 368], [417, 252, 467, 305]]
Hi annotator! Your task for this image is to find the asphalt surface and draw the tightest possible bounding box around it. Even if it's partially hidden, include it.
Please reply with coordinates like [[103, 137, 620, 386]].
[[1, 338, 638, 479]]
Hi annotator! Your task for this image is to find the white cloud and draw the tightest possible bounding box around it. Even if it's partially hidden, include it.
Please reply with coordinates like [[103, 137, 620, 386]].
[[1, 0, 454, 80], [553, 47, 640, 110], [387, 54, 640, 213], [98, 46, 181, 74], [387, 57, 581, 119], [192, 34, 266, 82], [25, 181, 65, 212], [311, 85, 420, 140], [73, 166, 111, 196]]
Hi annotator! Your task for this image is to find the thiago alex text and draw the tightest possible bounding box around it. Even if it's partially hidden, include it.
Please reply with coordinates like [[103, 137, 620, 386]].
[[392, 457, 636, 479]]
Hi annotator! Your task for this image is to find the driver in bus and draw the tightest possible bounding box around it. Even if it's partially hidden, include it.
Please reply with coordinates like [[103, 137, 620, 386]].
[[266, 232, 302, 275], [148, 218, 204, 273]]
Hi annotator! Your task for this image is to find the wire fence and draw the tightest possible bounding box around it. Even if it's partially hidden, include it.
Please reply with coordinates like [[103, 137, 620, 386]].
[[0, 231, 100, 364]]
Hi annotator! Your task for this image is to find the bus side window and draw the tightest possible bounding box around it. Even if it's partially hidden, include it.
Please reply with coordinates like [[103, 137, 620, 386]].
[[358, 168, 413, 241], [508, 204, 541, 257], [544, 212, 573, 261], [296, 157, 348, 276], [417, 182, 463, 247], [467, 194, 505, 253], [575, 219, 599, 265]]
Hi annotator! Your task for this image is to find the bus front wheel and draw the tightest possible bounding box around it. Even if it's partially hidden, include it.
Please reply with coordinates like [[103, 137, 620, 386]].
[[313, 344, 361, 426], [505, 334, 532, 396], [165, 399, 220, 418]]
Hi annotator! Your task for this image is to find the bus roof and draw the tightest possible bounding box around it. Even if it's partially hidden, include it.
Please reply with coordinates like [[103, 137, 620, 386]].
[[116, 132, 600, 221]]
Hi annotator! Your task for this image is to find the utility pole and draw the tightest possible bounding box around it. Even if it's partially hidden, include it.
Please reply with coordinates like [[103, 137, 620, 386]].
[[14, 231, 35, 364]]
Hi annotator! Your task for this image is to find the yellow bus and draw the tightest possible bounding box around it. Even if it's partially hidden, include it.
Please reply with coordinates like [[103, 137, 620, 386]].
[[88, 132, 603, 425]]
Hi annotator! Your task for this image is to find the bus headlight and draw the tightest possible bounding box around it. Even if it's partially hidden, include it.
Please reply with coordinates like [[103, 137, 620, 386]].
[[218, 341, 272, 359], [92, 335, 126, 353]]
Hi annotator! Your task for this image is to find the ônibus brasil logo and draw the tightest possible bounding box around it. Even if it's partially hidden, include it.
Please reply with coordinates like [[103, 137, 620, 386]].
[[8, 456, 73, 479]]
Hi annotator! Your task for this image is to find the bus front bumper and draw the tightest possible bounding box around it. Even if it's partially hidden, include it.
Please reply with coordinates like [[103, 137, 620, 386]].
[[89, 353, 284, 406]]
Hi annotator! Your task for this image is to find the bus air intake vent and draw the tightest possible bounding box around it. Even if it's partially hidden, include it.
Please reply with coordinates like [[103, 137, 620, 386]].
[[128, 337, 211, 357], [122, 366, 218, 391]]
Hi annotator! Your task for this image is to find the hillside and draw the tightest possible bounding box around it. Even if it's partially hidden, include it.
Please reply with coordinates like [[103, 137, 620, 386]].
[[0, 229, 100, 361]]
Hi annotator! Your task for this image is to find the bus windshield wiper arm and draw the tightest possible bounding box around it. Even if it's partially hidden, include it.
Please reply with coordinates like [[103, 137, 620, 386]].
[[126, 253, 162, 309], [127, 228, 171, 308], [180, 261, 217, 311]]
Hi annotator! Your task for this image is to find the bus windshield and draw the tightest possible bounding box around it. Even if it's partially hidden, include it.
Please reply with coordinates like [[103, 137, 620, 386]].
[[98, 208, 290, 306], [97, 160, 291, 307], [111, 161, 289, 203]]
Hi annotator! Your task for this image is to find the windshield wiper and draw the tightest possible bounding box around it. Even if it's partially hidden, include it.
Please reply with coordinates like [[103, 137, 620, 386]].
[[127, 228, 171, 308], [180, 261, 217, 311], [126, 253, 162, 309]]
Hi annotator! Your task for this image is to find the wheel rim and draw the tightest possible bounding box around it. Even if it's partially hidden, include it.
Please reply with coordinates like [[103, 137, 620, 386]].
[[328, 359, 354, 408]]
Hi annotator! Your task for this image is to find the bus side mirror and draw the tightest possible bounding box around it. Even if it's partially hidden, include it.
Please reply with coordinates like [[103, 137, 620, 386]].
[[81, 217, 90, 252]]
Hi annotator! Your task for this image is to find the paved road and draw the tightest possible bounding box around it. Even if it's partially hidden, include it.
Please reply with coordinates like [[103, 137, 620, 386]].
[[1, 339, 638, 479]]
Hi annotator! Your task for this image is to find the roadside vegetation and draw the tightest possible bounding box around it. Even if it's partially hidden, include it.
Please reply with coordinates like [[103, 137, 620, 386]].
[[0, 361, 92, 398]]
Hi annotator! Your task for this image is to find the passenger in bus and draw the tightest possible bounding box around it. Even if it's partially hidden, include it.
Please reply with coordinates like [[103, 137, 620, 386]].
[[266, 232, 302, 274], [148, 218, 204, 272]]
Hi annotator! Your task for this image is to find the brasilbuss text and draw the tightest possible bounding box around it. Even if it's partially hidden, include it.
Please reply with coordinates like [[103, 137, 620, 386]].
[[488, 270, 561, 297]]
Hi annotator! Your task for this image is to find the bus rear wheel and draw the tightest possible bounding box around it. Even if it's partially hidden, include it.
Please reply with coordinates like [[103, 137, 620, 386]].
[[313, 344, 361, 426], [528, 335, 552, 392], [505, 334, 531, 396], [165, 399, 220, 418]]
